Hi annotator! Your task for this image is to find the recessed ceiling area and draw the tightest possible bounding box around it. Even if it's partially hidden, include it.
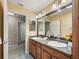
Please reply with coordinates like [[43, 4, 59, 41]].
[[8, 0, 54, 13]]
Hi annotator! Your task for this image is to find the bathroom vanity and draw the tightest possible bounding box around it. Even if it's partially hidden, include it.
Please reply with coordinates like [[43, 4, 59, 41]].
[[29, 38, 72, 59]]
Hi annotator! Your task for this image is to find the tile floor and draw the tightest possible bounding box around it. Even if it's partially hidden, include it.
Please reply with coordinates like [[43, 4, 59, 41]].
[[9, 44, 33, 59]]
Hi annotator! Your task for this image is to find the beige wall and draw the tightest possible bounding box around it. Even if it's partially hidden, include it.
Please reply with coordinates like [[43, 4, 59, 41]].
[[49, 12, 72, 37]]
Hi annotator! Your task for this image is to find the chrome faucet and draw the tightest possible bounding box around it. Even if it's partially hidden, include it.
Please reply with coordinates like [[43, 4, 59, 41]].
[[56, 35, 61, 42]]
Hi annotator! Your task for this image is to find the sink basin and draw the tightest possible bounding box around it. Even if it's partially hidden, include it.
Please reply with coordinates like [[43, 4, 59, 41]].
[[31, 37, 48, 40], [48, 41, 67, 47], [31, 37, 42, 40]]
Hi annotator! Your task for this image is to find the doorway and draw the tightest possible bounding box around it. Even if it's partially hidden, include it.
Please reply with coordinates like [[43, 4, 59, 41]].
[[0, 1, 3, 59], [8, 12, 26, 59]]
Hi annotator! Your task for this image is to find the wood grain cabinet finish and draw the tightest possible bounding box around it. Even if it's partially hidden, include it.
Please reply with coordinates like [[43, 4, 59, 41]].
[[29, 39, 71, 59], [31, 44, 37, 59], [42, 50, 51, 59], [29, 40, 37, 59], [29, 40, 32, 54], [51, 57, 57, 59], [37, 46, 41, 59]]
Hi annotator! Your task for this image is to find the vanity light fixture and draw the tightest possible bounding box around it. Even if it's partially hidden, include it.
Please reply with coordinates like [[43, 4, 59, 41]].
[[52, 4, 57, 9], [8, 12, 14, 15], [36, 15, 39, 18], [39, 13, 42, 16]]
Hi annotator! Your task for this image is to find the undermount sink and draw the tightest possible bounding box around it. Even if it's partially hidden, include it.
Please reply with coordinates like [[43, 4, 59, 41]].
[[31, 37, 48, 40], [31, 37, 42, 40], [48, 41, 67, 47]]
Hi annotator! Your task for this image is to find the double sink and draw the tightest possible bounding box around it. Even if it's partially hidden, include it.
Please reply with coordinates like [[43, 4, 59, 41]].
[[31, 37, 67, 47]]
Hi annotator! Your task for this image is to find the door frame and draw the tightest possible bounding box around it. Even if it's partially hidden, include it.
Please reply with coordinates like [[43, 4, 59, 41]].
[[18, 16, 26, 45], [8, 12, 27, 51], [0, 1, 3, 59], [4, 0, 9, 59], [72, 0, 79, 59], [2, 0, 79, 59]]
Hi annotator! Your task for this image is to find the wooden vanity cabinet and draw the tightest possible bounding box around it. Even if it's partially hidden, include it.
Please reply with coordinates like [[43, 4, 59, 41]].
[[42, 50, 51, 59], [29, 39, 32, 54], [42, 45, 58, 59], [42, 45, 71, 59], [29, 39, 71, 59], [37, 43, 41, 59], [29, 39, 37, 59]]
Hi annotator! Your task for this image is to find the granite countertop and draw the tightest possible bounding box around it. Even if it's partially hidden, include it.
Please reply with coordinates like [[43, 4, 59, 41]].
[[30, 37, 72, 56]]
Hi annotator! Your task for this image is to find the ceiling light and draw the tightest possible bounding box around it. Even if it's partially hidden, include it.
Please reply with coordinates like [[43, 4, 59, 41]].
[[66, 5, 72, 8], [39, 13, 42, 16], [57, 10, 62, 12], [8, 12, 14, 15]]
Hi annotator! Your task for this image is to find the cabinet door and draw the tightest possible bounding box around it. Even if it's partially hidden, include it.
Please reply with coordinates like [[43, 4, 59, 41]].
[[37, 46, 41, 59], [58, 54, 70, 59], [32, 44, 37, 59], [42, 50, 51, 59], [29, 40, 32, 54]]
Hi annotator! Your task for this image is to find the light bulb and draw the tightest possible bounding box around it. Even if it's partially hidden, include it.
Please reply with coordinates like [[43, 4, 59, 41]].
[[52, 4, 57, 9], [36, 15, 39, 18], [39, 13, 42, 16]]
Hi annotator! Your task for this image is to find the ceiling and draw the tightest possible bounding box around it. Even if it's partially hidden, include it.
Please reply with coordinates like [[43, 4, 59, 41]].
[[8, 0, 54, 13]]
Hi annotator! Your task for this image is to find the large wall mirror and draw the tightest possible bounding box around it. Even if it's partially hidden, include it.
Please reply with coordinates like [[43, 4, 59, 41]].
[[29, 20, 36, 31], [38, 20, 45, 35], [29, 20, 37, 36], [50, 20, 61, 37]]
